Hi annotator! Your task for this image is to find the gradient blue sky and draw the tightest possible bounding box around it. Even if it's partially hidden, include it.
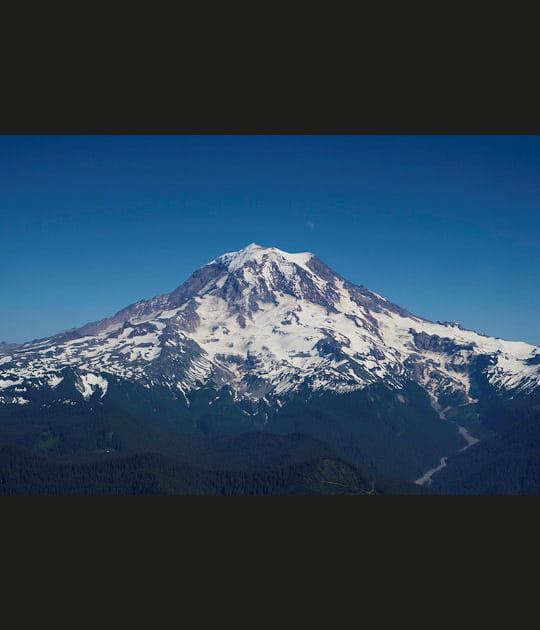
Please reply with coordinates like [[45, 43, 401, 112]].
[[1, 135, 539, 345]]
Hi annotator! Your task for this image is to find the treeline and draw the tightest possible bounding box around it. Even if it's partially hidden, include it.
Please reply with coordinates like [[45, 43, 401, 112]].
[[0, 379, 468, 483], [270, 381, 465, 480], [432, 410, 540, 494], [0, 444, 427, 495]]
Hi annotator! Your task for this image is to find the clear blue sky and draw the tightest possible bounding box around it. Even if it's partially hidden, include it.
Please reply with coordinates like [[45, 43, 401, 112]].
[[1, 135, 539, 345]]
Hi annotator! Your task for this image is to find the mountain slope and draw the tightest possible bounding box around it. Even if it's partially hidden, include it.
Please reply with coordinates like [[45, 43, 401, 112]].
[[2, 243, 538, 406], [1, 243, 539, 483]]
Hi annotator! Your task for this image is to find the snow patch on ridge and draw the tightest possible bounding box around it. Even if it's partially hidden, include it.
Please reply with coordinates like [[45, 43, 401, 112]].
[[47, 375, 64, 388], [76, 373, 109, 400], [0, 377, 23, 390]]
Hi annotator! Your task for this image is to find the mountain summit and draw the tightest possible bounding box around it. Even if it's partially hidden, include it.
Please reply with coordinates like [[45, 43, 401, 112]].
[[1, 243, 539, 407]]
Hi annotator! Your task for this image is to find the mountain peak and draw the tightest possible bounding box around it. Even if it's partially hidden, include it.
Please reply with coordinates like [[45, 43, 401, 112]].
[[1, 243, 539, 422], [215, 243, 314, 272]]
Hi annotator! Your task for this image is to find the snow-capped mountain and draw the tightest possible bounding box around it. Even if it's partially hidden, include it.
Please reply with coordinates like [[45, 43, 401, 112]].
[[1, 243, 539, 411]]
